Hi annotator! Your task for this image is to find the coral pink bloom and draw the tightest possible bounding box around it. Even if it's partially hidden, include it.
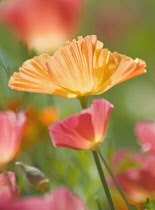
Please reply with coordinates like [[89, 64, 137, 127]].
[[49, 99, 113, 151], [0, 0, 83, 53], [135, 121, 155, 154], [0, 171, 18, 202], [0, 111, 26, 167], [110, 151, 155, 203], [0, 187, 86, 210]]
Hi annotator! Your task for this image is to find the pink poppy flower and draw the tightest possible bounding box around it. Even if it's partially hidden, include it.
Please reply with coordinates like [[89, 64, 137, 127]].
[[0, 171, 18, 202], [0, 0, 83, 53], [49, 99, 114, 151], [0, 187, 86, 210], [110, 151, 155, 203], [135, 121, 155, 154], [0, 111, 26, 167]]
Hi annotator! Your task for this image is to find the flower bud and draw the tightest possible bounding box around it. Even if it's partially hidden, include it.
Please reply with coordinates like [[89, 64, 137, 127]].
[[16, 161, 49, 192]]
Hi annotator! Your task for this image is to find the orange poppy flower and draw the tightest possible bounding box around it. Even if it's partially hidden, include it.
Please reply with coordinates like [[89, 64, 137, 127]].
[[37, 106, 60, 127], [9, 35, 146, 99], [112, 191, 142, 210]]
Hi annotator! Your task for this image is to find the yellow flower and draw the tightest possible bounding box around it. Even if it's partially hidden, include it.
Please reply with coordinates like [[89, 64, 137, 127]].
[[9, 35, 146, 99]]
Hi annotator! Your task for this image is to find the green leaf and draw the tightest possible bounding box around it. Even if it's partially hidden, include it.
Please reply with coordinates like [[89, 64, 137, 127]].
[[0, 49, 13, 79], [144, 198, 155, 210], [129, 204, 138, 210]]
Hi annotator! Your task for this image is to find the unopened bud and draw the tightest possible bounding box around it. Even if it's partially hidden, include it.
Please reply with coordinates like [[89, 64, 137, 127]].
[[15, 161, 50, 192]]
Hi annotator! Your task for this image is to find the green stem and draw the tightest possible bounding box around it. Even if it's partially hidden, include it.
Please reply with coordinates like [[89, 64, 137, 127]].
[[92, 151, 115, 210], [78, 97, 115, 209], [95, 197, 103, 210], [97, 148, 130, 209], [78, 96, 89, 109]]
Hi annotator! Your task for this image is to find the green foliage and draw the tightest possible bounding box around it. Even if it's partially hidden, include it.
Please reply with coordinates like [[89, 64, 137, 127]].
[[144, 198, 155, 210], [0, 49, 15, 107], [129, 204, 138, 210]]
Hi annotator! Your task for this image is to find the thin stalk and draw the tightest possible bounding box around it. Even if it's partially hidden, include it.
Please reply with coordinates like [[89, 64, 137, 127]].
[[97, 148, 130, 209], [92, 151, 115, 210], [78, 97, 115, 209], [95, 197, 103, 210], [78, 96, 88, 109]]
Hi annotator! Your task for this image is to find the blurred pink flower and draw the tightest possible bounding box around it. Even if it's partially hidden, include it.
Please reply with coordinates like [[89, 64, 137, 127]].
[[110, 150, 143, 173], [0, 187, 86, 210], [49, 99, 113, 151], [135, 121, 155, 154], [0, 111, 26, 167], [110, 150, 155, 203], [0, 171, 18, 202], [92, 1, 142, 41], [0, 0, 83, 53]]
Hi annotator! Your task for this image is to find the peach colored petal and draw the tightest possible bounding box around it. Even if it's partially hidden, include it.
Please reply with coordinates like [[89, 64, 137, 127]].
[[92, 53, 146, 94], [9, 54, 77, 98], [8, 35, 146, 98], [46, 35, 102, 95], [49, 98, 113, 150]]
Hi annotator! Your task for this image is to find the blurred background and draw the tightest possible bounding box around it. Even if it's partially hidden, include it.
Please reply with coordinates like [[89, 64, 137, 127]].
[[0, 0, 155, 209]]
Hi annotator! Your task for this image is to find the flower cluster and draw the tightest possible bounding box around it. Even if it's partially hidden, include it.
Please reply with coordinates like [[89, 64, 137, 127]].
[[108, 121, 155, 208], [0, 179, 86, 210], [0, 0, 150, 208]]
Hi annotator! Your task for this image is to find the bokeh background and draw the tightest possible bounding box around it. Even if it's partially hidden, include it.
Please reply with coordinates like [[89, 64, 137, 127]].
[[0, 0, 155, 209]]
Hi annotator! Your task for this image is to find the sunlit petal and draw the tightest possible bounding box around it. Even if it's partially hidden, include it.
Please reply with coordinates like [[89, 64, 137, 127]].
[[9, 35, 146, 98]]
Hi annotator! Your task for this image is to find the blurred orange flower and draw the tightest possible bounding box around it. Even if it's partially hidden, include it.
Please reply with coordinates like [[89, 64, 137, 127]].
[[5, 98, 60, 148], [38, 106, 60, 127], [9, 35, 146, 99], [112, 190, 142, 210], [0, 0, 83, 53]]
